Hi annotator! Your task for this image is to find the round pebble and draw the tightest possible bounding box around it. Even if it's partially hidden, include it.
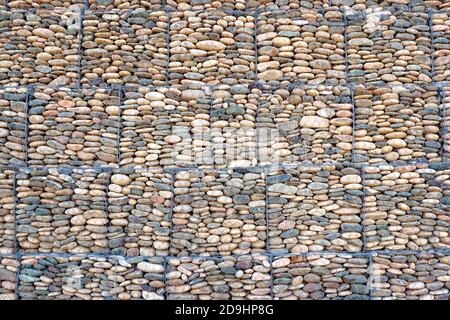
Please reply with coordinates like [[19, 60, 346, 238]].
[[257, 9, 346, 86], [0, 9, 80, 86], [273, 254, 369, 300], [16, 167, 110, 254], [431, 12, 450, 82], [107, 167, 173, 257], [120, 86, 212, 168], [363, 163, 450, 251], [168, 10, 256, 86], [88, 0, 164, 10], [9, 0, 84, 9], [19, 255, 165, 300], [167, 254, 271, 300], [81, 9, 168, 87], [348, 11, 432, 85], [27, 88, 120, 167], [166, 0, 245, 11], [257, 85, 353, 165], [171, 168, 266, 256], [0, 88, 27, 166], [354, 84, 442, 164], [0, 257, 18, 300], [267, 164, 364, 254], [211, 85, 259, 168], [0, 168, 14, 254], [370, 253, 450, 300]]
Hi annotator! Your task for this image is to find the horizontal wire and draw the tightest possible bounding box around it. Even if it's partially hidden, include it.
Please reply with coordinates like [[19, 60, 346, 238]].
[[4, 247, 449, 260]]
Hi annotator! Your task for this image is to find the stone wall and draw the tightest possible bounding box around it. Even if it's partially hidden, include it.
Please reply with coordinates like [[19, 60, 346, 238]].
[[0, 0, 449, 300]]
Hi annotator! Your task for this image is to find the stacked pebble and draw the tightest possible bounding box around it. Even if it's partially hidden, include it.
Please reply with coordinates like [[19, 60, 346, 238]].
[[267, 164, 364, 254], [363, 163, 450, 251], [411, 1, 450, 11], [0, 88, 27, 166], [0, 256, 18, 300], [211, 84, 258, 168], [166, 0, 246, 11], [247, 0, 324, 10], [166, 254, 271, 300], [432, 12, 450, 83], [257, 85, 353, 165], [81, 9, 168, 88], [443, 85, 449, 160], [19, 255, 165, 300], [107, 167, 173, 257], [171, 168, 266, 256], [8, 0, 85, 9], [87, 0, 164, 10], [27, 87, 120, 167], [120, 86, 212, 168], [168, 10, 256, 86], [272, 253, 370, 300], [0, 9, 80, 87], [354, 84, 442, 164], [347, 11, 433, 85], [0, 168, 14, 254], [370, 253, 450, 300], [257, 9, 346, 86], [15, 167, 110, 254]]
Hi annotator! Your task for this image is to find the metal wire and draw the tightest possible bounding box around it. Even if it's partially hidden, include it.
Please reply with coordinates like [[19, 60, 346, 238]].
[[1, 3, 449, 301]]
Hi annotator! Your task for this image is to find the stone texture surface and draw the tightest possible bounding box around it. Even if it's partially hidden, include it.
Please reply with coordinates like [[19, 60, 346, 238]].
[[363, 163, 450, 251], [443, 85, 450, 161], [107, 167, 173, 257], [211, 85, 259, 168], [257, 85, 353, 165], [27, 88, 120, 167], [432, 12, 450, 83], [81, 9, 168, 87], [16, 167, 110, 254], [348, 11, 433, 85], [167, 254, 271, 300], [120, 86, 212, 168], [166, 0, 245, 11], [0, 2, 448, 302], [168, 10, 256, 86], [171, 168, 266, 256], [0, 168, 14, 254], [0, 256, 18, 300], [370, 253, 450, 300], [257, 9, 346, 86], [87, 0, 163, 10], [354, 84, 442, 164], [272, 253, 370, 300], [267, 164, 363, 254], [0, 88, 27, 166], [0, 9, 80, 87], [19, 255, 165, 300], [8, 0, 84, 9]]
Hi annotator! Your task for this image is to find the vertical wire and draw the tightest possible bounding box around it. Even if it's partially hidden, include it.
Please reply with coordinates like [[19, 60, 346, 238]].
[[116, 87, 123, 167], [361, 164, 368, 252], [428, 9, 436, 84], [164, 7, 171, 87], [343, 9, 349, 86], [253, 8, 259, 82], [350, 84, 356, 164], [440, 86, 447, 160], [12, 167, 18, 256], [76, 7, 85, 89], [264, 165, 270, 254], [24, 86, 34, 166]]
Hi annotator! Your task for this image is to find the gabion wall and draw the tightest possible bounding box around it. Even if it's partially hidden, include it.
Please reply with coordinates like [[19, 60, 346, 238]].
[[0, 0, 449, 300]]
